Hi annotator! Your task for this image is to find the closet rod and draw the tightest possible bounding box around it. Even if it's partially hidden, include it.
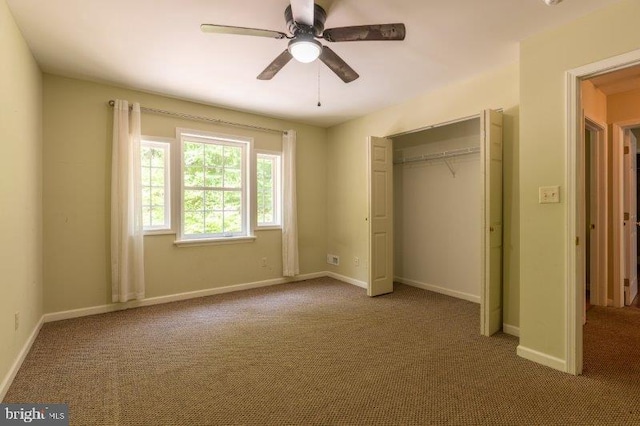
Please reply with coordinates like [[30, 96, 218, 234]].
[[394, 146, 480, 165], [107, 100, 284, 135]]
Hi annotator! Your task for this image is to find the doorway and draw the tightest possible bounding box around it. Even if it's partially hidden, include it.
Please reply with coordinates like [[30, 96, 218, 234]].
[[567, 51, 640, 375]]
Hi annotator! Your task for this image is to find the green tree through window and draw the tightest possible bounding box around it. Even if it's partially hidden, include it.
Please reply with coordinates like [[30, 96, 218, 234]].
[[181, 135, 246, 238]]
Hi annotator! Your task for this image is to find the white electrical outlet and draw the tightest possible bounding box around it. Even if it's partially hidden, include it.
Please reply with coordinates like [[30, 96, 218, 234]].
[[539, 186, 560, 204], [354, 257, 360, 266], [327, 254, 340, 266], [260, 257, 267, 267], [14, 312, 19, 331]]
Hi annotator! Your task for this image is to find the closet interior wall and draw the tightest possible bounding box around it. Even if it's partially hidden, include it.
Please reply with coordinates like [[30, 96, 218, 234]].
[[393, 118, 482, 302]]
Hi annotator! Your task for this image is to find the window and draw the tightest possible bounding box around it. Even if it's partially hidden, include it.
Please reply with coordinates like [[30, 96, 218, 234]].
[[141, 139, 171, 231], [256, 152, 281, 227], [178, 130, 250, 240]]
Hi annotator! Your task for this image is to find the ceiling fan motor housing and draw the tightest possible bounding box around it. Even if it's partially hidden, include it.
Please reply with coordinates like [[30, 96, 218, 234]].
[[285, 4, 327, 36]]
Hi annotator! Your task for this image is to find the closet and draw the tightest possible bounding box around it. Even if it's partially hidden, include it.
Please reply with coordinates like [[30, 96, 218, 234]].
[[384, 110, 503, 335]]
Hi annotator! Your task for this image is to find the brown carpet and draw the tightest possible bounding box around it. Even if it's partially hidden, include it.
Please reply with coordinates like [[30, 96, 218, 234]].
[[4, 278, 640, 425]]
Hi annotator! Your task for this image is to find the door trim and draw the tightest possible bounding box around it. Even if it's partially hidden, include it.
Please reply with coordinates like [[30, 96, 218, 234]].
[[566, 48, 640, 375]]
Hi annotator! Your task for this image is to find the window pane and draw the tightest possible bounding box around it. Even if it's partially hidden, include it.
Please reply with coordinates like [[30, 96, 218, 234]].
[[224, 211, 241, 233], [180, 133, 247, 238], [258, 159, 272, 178], [184, 166, 204, 187], [150, 147, 164, 167], [151, 207, 165, 226], [224, 169, 241, 188], [205, 144, 224, 167], [224, 191, 241, 210], [141, 140, 171, 232], [150, 167, 164, 186], [224, 146, 242, 168], [184, 211, 205, 235], [142, 187, 152, 206], [141, 147, 152, 164], [184, 190, 204, 211], [184, 142, 204, 166], [257, 154, 279, 227], [204, 212, 223, 234], [204, 190, 223, 211], [205, 167, 223, 188], [141, 167, 151, 186], [151, 188, 164, 206]]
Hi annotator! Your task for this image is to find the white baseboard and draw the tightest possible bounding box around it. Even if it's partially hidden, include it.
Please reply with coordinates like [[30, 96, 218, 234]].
[[395, 276, 480, 304], [502, 323, 520, 337], [0, 316, 44, 401], [327, 272, 367, 289], [517, 345, 566, 372], [43, 272, 327, 323]]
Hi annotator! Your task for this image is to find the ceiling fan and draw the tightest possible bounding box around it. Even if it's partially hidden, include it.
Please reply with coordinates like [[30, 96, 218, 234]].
[[201, 0, 406, 83]]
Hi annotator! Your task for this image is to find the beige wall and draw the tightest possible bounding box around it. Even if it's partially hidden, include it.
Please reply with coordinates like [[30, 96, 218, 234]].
[[326, 62, 520, 328], [0, 0, 43, 395], [608, 88, 640, 123], [43, 75, 327, 313], [582, 80, 607, 124], [519, 0, 640, 363]]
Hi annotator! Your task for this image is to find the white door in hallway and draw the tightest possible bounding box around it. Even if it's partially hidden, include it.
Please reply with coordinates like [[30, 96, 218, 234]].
[[624, 130, 638, 305], [368, 136, 393, 297]]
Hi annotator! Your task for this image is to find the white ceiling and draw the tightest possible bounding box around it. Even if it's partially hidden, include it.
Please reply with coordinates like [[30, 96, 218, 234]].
[[7, 0, 621, 127]]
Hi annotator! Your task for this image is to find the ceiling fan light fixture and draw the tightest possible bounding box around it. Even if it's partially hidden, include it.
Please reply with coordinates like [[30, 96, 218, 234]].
[[288, 37, 322, 63], [542, 0, 563, 5]]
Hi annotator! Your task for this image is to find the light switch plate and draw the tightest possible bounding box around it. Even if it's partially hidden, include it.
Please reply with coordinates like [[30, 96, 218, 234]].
[[539, 186, 560, 204]]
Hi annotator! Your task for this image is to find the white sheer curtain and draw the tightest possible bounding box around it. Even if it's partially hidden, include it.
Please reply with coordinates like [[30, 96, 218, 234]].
[[111, 100, 145, 302], [282, 130, 299, 277]]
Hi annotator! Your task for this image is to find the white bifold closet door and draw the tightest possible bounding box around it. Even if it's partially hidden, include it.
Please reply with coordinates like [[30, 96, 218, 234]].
[[368, 136, 394, 297], [481, 109, 503, 336]]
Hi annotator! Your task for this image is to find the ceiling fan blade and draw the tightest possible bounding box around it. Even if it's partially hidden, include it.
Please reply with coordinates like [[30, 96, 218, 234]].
[[257, 50, 294, 80], [289, 0, 315, 26], [319, 46, 359, 83], [323, 24, 406, 42], [201, 24, 287, 39]]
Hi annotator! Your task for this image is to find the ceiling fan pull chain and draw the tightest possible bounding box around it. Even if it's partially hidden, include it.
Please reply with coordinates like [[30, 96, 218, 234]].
[[317, 61, 322, 107]]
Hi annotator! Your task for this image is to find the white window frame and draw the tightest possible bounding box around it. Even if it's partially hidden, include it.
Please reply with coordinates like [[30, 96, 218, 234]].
[[255, 150, 282, 229], [175, 128, 254, 245], [141, 137, 172, 234]]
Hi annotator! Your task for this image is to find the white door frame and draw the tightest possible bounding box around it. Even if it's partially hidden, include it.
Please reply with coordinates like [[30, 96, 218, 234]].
[[584, 118, 607, 307], [566, 49, 640, 375]]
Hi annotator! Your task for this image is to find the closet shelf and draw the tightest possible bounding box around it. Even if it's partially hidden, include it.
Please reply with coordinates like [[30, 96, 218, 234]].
[[393, 146, 481, 165]]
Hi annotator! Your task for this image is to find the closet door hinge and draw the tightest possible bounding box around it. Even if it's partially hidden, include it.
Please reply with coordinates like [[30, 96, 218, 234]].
[[575, 236, 579, 246], [624, 146, 630, 155], [624, 278, 630, 287]]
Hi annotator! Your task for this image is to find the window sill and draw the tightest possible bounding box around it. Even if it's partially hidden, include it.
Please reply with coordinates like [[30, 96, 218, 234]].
[[255, 226, 282, 231], [173, 235, 257, 247], [144, 229, 175, 236]]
